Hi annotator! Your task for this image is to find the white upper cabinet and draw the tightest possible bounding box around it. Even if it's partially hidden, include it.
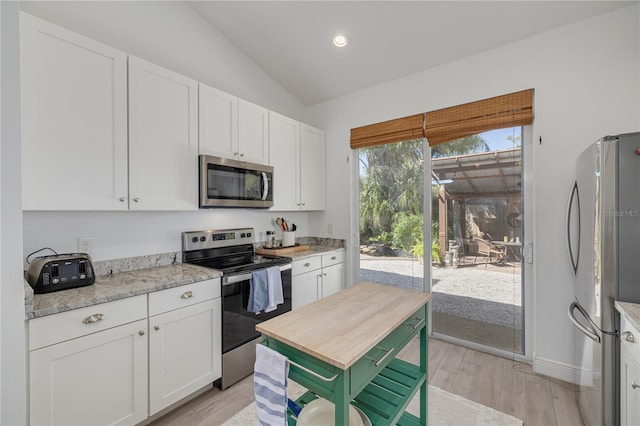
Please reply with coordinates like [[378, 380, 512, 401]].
[[300, 124, 325, 211], [128, 56, 199, 211], [20, 12, 129, 210], [238, 99, 269, 164], [198, 83, 238, 159], [269, 112, 300, 210], [199, 87, 269, 165], [269, 113, 325, 211]]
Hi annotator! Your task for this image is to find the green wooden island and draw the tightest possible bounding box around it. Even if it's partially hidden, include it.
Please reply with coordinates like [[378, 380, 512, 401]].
[[256, 281, 431, 425]]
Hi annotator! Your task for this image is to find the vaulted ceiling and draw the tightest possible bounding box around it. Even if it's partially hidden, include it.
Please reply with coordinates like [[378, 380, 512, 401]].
[[188, 1, 635, 106]]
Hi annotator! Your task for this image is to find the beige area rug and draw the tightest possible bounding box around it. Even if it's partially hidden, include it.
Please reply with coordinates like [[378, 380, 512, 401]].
[[223, 381, 523, 426]]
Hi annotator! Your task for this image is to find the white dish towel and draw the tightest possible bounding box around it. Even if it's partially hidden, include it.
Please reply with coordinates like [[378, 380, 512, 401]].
[[254, 344, 289, 426]]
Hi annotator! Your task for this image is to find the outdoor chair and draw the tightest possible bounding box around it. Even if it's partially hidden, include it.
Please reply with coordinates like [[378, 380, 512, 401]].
[[472, 237, 505, 267]]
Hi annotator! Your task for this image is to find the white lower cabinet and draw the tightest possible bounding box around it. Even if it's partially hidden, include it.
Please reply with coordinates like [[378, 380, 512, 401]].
[[149, 298, 221, 415], [620, 315, 640, 426], [29, 298, 148, 426], [29, 279, 222, 425], [292, 250, 345, 310]]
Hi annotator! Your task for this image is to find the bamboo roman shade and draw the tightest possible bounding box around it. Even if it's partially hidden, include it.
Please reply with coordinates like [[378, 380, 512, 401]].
[[350, 113, 426, 149], [425, 89, 533, 146], [350, 89, 534, 149]]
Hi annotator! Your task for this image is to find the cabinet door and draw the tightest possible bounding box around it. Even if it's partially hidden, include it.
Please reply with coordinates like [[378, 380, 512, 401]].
[[620, 345, 640, 425], [149, 299, 221, 415], [30, 319, 148, 426], [292, 270, 320, 310], [269, 111, 300, 210], [321, 263, 344, 298], [199, 83, 238, 158], [20, 12, 128, 210], [128, 56, 198, 211], [300, 124, 325, 211], [238, 99, 269, 164]]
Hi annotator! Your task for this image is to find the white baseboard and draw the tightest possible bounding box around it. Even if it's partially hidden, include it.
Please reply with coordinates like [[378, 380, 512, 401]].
[[532, 354, 593, 386]]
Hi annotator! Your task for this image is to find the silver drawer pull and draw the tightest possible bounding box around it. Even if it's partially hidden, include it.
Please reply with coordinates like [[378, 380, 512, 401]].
[[82, 313, 105, 324], [181, 291, 195, 299], [622, 331, 635, 343], [632, 381, 640, 390], [366, 346, 395, 366], [331, 256, 337, 260], [410, 317, 425, 330], [139, 330, 145, 336], [304, 263, 311, 267]]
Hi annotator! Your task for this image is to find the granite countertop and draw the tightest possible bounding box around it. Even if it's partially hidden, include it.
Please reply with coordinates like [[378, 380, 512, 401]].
[[616, 301, 640, 332], [285, 245, 345, 260], [27, 263, 221, 319]]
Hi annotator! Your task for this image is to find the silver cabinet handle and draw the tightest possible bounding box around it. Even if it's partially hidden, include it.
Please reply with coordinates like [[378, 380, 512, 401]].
[[366, 346, 395, 366], [233, 152, 239, 156], [632, 381, 640, 390], [82, 313, 105, 324], [119, 197, 125, 202], [154, 325, 160, 331], [240, 153, 244, 157], [622, 331, 635, 343], [411, 317, 425, 330], [181, 290, 195, 299], [304, 262, 311, 267], [139, 330, 145, 336], [331, 256, 337, 260], [133, 197, 140, 202], [302, 203, 306, 206]]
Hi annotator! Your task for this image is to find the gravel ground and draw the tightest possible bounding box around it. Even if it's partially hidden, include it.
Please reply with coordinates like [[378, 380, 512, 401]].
[[360, 257, 522, 328]]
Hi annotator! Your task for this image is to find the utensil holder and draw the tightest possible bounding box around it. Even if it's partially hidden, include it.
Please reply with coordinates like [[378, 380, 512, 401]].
[[282, 231, 295, 247]]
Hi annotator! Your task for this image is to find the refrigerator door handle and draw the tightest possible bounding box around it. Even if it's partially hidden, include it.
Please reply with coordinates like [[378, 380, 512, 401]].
[[566, 179, 580, 276], [568, 300, 601, 343]]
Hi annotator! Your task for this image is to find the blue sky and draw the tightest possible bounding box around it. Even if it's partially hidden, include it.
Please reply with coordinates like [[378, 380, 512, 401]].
[[480, 127, 522, 151]]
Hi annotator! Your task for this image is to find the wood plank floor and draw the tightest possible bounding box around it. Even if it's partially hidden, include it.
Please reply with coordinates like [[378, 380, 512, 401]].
[[150, 337, 584, 426]]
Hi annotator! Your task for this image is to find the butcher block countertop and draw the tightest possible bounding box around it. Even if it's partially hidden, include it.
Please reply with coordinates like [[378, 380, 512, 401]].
[[256, 281, 431, 370]]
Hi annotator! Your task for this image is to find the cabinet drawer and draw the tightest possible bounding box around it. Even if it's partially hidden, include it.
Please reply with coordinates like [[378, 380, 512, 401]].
[[293, 256, 322, 276], [29, 295, 147, 350], [149, 279, 219, 316], [621, 316, 640, 364], [322, 250, 345, 268], [349, 306, 426, 395]]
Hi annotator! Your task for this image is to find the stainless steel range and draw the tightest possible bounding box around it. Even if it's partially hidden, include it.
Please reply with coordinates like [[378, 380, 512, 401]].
[[182, 228, 292, 389]]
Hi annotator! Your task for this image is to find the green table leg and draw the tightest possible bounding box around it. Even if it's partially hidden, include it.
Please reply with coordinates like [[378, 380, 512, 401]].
[[420, 318, 428, 425], [334, 370, 349, 425]]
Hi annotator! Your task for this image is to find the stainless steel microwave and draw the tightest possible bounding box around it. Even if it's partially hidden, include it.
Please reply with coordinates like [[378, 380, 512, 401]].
[[199, 155, 273, 208]]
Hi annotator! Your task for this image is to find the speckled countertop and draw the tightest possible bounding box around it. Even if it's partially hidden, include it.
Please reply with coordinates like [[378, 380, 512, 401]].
[[26, 263, 221, 319], [616, 301, 640, 332], [284, 245, 345, 260]]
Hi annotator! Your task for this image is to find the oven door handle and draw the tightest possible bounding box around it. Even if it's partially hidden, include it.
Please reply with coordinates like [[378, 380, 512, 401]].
[[222, 263, 292, 286]]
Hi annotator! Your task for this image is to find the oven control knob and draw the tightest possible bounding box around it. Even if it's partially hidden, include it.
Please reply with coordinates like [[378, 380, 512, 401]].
[[191, 237, 198, 243], [247, 232, 252, 238], [200, 236, 206, 242], [241, 233, 246, 238]]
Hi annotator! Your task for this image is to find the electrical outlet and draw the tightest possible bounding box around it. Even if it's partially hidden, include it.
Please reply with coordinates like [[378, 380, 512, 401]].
[[78, 237, 92, 254], [328, 224, 334, 235]]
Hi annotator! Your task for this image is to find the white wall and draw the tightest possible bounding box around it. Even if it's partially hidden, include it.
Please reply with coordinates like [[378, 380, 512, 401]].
[[308, 4, 640, 379], [19, 1, 314, 264], [1, 1, 27, 423]]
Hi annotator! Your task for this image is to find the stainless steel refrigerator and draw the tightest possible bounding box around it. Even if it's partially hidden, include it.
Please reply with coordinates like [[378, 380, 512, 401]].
[[567, 132, 640, 426]]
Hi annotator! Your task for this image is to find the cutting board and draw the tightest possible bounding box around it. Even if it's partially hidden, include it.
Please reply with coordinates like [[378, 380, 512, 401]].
[[256, 244, 310, 256]]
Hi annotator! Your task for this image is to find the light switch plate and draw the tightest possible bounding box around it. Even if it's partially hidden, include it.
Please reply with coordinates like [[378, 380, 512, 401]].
[[78, 237, 92, 254]]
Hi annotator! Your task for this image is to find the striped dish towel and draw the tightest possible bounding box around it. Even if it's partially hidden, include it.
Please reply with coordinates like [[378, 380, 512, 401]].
[[254, 344, 289, 426]]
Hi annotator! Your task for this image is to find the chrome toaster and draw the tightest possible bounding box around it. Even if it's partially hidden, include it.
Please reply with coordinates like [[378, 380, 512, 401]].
[[26, 253, 95, 294]]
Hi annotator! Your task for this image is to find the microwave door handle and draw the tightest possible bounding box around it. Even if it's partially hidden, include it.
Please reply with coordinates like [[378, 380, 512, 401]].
[[261, 172, 269, 201], [566, 179, 580, 276], [568, 301, 601, 343]]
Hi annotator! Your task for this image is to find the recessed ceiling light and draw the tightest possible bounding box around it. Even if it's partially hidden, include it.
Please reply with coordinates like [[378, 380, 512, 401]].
[[333, 33, 349, 48]]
